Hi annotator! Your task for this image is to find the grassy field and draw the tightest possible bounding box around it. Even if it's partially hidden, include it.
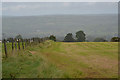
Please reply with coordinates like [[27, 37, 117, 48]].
[[2, 41, 118, 78]]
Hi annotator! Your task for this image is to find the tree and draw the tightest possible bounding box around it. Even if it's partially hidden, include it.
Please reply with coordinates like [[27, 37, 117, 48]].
[[15, 34, 23, 42], [76, 30, 86, 42], [93, 38, 108, 42], [7, 37, 14, 42], [32, 37, 40, 42], [49, 35, 56, 41], [111, 37, 120, 42], [15, 34, 22, 39], [64, 33, 75, 42]]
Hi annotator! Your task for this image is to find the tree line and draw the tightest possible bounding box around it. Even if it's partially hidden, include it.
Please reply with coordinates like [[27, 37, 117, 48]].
[[49, 30, 120, 42], [3, 30, 119, 58], [3, 30, 120, 43]]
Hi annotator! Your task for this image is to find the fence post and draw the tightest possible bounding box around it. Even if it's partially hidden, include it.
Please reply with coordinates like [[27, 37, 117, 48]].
[[15, 39, 17, 50], [25, 39, 27, 48], [22, 39, 24, 49], [12, 38, 14, 51], [39, 38, 40, 43], [3, 39, 7, 58], [18, 39, 20, 50], [28, 39, 30, 46]]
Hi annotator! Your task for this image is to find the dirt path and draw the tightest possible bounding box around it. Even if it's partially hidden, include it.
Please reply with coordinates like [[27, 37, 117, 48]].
[[29, 51, 37, 55]]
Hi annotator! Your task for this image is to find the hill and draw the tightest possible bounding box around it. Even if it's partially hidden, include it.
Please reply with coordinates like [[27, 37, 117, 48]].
[[2, 41, 118, 78], [2, 14, 118, 41]]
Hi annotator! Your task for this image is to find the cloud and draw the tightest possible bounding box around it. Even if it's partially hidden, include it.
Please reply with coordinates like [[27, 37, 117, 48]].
[[3, 4, 41, 11], [86, 2, 97, 5], [2, 5, 26, 11], [0, 7, 2, 11], [10, 5, 27, 11], [2, 2, 117, 16], [63, 3, 71, 7], [2, 3, 57, 12]]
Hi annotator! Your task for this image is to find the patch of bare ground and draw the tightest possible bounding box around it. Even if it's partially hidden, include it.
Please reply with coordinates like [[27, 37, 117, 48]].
[[29, 51, 37, 55]]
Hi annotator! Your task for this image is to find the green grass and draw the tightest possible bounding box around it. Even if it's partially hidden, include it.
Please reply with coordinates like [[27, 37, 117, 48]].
[[2, 42, 66, 78], [2, 41, 118, 78]]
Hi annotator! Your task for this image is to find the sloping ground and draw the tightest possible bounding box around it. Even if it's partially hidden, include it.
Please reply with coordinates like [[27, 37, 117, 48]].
[[2, 41, 118, 78]]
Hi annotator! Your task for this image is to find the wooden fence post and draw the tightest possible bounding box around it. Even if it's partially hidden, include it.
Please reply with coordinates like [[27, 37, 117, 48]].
[[22, 39, 24, 49], [39, 38, 40, 43], [25, 39, 27, 48], [18, 39, 20, 50], [12, 38, 14, 51], [3, 39, 7, 58], [28, 39, 30, 45], [15, 39, 17, 50]]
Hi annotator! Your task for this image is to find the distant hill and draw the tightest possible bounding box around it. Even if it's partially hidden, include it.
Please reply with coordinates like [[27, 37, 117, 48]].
[[2, 14, 118, 41]]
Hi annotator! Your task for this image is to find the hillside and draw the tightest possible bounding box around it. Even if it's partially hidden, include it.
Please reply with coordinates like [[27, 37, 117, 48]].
[[2, 41, 118, 78], [2, 14, 118, 41]]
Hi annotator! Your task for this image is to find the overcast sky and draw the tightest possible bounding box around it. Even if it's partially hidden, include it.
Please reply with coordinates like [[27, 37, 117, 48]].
[[2, 2, 118, 16], [1, 0, 119, 2]]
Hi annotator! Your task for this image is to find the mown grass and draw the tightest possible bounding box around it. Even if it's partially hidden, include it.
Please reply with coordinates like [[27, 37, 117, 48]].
[[2, 41, 118, 78]]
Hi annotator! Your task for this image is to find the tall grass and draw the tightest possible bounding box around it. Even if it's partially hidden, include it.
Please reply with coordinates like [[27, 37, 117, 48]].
[[2, 41, 67, 78]]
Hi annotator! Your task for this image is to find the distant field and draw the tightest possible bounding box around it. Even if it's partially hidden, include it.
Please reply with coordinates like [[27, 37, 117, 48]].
[[2, 41, 118, 78]]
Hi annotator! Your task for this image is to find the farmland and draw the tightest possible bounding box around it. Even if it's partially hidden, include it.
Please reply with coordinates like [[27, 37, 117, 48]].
[[2, 41, 118, 78]]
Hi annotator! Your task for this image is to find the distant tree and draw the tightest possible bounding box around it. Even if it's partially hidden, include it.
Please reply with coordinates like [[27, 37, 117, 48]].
[[7, 37, 14, 42], [32, 37, 40, 42], [111, 37, 120, 42], [49, 35, 56, 41], [93, 38, 108, 42], [2, 33, 6, 40], [76, 30, 86, 42], [44, 37, 49, 40], [64, 33, 75, 42], [15, 34, 23, 41], [85, 40, 89, 42], [86, 35, 95, 42]]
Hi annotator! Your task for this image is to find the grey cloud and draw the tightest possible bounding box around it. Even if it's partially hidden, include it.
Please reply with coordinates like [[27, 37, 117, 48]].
[[2, 2, 118, 16]]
